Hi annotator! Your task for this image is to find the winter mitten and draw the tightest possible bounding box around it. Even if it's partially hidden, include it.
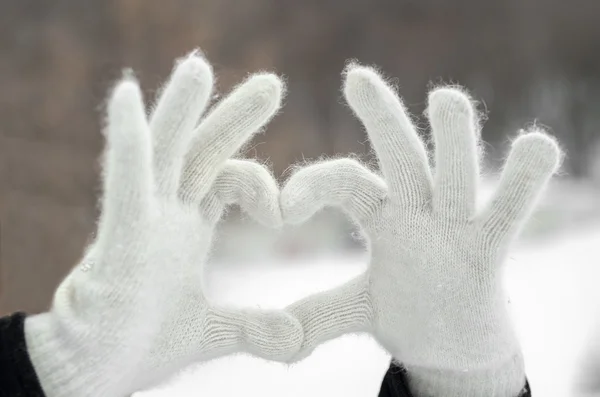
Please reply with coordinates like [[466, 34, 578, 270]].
[[24, 52, 303, 397], [281, 65, 561, 397]]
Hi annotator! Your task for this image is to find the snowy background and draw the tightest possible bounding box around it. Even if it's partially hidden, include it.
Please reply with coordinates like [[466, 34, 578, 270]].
[[2, 2, 600, 396], [138, 178, 600, 397]]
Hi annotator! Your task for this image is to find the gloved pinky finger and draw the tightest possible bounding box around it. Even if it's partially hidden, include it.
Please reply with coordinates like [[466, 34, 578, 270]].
[[479, 130, 561, 246]]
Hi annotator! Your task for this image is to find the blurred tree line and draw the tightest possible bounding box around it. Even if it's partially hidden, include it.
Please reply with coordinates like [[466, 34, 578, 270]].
[[1, 0, 600, 313]]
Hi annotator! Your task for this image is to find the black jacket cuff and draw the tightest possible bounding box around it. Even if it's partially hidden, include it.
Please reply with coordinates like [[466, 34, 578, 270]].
[[378, 362, 531, 397], [0, 312, 45, 397]]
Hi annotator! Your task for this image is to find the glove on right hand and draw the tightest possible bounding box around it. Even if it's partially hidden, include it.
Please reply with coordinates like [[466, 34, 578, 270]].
[[129, 53, 304, 393], [282, 65, 561, 397]]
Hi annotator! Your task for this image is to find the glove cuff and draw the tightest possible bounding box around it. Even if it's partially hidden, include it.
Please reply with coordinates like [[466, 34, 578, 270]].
[[25, 311, 152, 397], [404, 352, 527, 397], [25, 313, 93, 397]]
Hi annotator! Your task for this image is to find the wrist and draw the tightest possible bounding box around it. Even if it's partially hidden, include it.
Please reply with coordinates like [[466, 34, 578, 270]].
[[25, 313, 86, 397], [0, 313, 45, 396], [403, 352, 527, 397], [25, 311, 153, 397]]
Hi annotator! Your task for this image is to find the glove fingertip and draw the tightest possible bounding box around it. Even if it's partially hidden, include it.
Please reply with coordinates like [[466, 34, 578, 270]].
[[427, 86, 474, 121], [108, 77, 143, 118], [176, 50, 214, 86], [512, 129, 563, 175], [244, 73, 285, 113], [343, 65, 388, 104]]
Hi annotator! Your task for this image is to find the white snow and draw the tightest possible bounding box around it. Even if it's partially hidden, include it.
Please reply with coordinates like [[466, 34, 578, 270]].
[[136, 223, 600, 397]]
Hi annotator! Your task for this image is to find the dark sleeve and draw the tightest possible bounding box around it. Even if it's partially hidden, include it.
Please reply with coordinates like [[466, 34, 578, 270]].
[[377, 363, 413, 397], [0, 312, 46, 397], [378, 361, 532, 397]]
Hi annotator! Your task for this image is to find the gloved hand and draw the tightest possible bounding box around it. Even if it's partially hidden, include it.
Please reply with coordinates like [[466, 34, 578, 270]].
[[281, 65, 561, 397], [130, 53, 304, 393], [25, 52, 303, 397]]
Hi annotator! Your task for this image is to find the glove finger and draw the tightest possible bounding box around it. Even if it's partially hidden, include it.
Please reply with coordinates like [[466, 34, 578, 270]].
[[197, 159, 281, 227], [428, 87, 480, 218], [198, 189, 223, 226], [479, 130, 561, 247], [149, 51, 213, 198], [202, 306, 303, 363], [280, 158, 387, 226], [180, 73, 284, 204], [286, 272, 373, 362], [98, 76, 154, 244], [343, 65, 433, 206]]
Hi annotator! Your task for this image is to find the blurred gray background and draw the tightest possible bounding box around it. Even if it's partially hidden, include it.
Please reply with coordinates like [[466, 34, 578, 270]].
[[1, 0, 600, 314]]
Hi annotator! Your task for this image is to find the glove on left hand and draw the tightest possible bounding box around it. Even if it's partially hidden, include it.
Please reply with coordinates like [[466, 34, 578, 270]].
[[25, 52, 303, 397]]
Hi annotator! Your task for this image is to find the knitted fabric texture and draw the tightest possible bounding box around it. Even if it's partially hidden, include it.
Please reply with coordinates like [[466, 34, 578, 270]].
[[281, 65, 561, 397], [24, 52, 303, 397], [572, 315, 600, 395]]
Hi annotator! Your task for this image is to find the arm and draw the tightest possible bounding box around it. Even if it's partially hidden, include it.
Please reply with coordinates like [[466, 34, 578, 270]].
[[378, 362, 533, 397], [0, 313, 45, 396]]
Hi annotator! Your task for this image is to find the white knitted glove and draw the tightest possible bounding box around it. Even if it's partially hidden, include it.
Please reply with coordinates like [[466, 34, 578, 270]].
[[24, 53, 302, 397], [281, 65, 561, 397], [573, 315, 600, 396], [129, 55, 303, 393]]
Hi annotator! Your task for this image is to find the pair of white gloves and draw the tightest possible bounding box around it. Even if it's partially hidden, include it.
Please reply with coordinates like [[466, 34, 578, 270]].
[[24, 52, 561, 397]]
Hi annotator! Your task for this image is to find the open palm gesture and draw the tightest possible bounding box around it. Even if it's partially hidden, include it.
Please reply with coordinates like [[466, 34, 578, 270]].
[[282, 65, 560, 396]]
